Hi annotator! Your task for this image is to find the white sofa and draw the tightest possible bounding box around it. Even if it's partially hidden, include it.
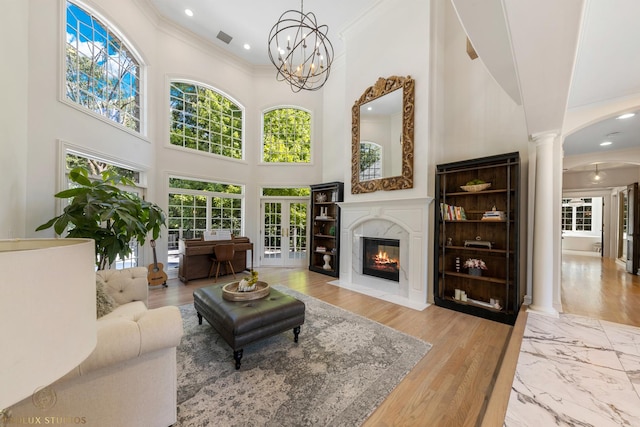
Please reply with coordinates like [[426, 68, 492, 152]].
[[8, 267, 184, 427]]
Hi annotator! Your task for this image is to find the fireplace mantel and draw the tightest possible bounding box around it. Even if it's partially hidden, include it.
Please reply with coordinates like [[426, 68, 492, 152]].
[[331, 197, 433, 310]]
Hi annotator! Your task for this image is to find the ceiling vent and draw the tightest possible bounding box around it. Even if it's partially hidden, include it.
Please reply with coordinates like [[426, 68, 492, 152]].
[[217, 31, 233, 44]]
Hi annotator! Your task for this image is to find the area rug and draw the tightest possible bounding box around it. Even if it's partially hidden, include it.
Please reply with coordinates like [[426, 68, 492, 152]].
[[175, 285, 432, 427]]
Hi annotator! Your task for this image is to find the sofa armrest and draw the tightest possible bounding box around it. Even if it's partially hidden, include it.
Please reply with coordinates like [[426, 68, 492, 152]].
[[138, 306, 184, 353], [97, 267, 149, 307], [62, 306, 183, 380]]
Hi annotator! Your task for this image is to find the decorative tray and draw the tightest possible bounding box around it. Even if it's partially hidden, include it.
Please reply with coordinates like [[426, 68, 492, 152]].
[[460, 183, 491, 192], [464, 240, 493, 249], [222, 281, 270, 301]]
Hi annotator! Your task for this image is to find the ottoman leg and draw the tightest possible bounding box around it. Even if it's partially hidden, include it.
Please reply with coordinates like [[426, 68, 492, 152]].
[[293, 326, 301, 343], [197, 312, 203, 325], [233, 349, 243, 370]]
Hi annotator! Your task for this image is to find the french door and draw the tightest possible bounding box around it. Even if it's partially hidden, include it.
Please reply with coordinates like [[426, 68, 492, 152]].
[[627, 183, 639, 274], [261, 199, 309, 267]]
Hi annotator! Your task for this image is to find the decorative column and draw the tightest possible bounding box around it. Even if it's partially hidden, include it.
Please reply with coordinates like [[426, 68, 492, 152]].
[[529, 132, 559, 317]]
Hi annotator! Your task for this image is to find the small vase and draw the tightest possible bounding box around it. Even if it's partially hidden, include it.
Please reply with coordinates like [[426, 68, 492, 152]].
[[323, 254, 332, 270], [468, 268, 482, 276]]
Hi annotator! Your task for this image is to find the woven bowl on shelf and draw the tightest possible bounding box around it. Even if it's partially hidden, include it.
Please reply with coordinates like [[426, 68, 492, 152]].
[[460, 183, 491, 192]]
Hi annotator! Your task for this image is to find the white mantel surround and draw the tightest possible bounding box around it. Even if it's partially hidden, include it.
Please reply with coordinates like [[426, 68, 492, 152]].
[[331, 198, 433, 310]]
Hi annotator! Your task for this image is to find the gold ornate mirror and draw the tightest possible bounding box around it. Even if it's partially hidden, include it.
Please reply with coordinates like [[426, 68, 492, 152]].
[[351, 75, 415, 194]]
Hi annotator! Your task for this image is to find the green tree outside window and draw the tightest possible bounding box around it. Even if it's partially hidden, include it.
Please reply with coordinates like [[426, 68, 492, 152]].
[[263, 108, 311, 163], [170, 82, 243, 159]]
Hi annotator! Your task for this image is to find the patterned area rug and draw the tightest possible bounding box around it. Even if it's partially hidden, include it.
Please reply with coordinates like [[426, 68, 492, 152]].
[[175, 285, 431, 427]]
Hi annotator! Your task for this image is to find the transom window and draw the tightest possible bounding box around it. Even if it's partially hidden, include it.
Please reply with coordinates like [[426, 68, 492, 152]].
[[359, 141, 382, 180], [262, 108, 311, 163], [65, 1, 142, 132], [169, 81, 243, 159]]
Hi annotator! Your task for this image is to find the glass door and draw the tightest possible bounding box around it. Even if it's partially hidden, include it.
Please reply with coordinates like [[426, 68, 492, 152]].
[[619, 189, 628, 261], [261, 199, 309, 267]]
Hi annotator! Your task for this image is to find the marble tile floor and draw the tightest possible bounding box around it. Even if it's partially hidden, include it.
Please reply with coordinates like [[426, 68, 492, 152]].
[[505, 312, 640, 426]]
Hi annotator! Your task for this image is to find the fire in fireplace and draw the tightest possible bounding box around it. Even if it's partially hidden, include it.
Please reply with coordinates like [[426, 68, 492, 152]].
[[362, 237, 400, 282]]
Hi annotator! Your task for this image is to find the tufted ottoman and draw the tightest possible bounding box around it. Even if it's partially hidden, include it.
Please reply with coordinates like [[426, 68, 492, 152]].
[[193, 284, 305, 369]]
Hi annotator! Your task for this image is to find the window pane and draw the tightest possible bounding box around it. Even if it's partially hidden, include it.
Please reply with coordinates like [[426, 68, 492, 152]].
[[169, 82, 243, 159], [262, 188, 311, 197], [65, 1, 141, 132], [66, 153, 140, 183], [575, 205, 592, 231], [168, 178, 244, 243], [263, 108, 311, 163], [65, 152, 143, 268], [561, 206, 573, 231], [359, 142, 382, 180]]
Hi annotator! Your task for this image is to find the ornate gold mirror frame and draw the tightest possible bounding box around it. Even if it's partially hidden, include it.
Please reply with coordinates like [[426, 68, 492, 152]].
[[351, 75, 415, 194]]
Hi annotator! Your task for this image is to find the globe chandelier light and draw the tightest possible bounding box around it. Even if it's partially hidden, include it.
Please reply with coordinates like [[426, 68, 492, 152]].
[[267, 0, 334, 92]]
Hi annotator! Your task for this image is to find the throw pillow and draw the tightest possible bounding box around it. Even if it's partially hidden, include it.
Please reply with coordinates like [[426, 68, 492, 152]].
[[96, 279, 118, 318]]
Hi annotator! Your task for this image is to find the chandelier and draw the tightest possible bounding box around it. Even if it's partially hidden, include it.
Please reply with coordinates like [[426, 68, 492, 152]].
[[589, 163, 607, 184], [267, 0, 334, 92]]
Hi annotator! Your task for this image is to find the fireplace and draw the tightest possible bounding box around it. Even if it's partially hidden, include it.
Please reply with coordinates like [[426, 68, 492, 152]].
[[362, 237, 400, 282]]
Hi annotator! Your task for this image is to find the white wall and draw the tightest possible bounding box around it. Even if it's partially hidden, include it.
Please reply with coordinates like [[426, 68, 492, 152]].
[[563, 164, 640, 190], [19, 0, 324, 267], [339, 0, 431, 202], [11, 0, 538, 275], [0, 0, 29, 239], [440, 0, 532, 299], [26, 0, 156, 243], [563, 236, 601, 252], [441, 1, 529, 165]]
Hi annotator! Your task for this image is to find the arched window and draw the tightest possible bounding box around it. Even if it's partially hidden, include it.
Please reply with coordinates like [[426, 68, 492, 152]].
[[359, 141, 382, 180], [65, 1, 142, 132], [262, 107, 311, 163], [169, 81, 244, 159]]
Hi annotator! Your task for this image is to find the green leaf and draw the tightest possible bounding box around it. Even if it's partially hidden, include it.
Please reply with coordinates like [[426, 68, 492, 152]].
[[36, 166, 166, 269], [55, 187, 89, 198]]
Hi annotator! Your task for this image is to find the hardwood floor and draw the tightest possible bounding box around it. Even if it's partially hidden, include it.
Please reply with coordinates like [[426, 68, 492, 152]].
[[149, 268, 512, 426], [148, 255, 640, 426], [561, 253, 640, 326]]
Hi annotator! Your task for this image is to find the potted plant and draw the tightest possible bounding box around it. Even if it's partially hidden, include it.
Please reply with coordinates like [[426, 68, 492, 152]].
[[464, 258, 487, 276], [36, 167, 166, 270]]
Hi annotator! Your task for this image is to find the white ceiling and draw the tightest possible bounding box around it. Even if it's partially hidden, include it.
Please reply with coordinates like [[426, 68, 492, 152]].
[[563, 0, 640, 159], [147, 0, 640, 170], [452, 0, 640, 172], [147, 0, 378, 66]]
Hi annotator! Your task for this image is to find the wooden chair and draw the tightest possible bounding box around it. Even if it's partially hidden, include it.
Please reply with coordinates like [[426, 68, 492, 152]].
[[208, 244, 236, 282]]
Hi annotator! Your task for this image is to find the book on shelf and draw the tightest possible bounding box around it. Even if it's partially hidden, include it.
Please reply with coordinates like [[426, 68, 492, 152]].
[[482, 210, 506, 221], [440, 203, 466, 220]]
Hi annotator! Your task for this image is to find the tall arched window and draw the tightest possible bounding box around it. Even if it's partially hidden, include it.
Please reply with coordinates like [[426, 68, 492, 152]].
[[262, 107, 311, 163], [65, 1, 142, 132], [169, 81, 244, 159]]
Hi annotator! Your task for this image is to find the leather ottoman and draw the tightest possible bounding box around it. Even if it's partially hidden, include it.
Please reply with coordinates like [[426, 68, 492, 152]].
[[193, 284, 305, 369]]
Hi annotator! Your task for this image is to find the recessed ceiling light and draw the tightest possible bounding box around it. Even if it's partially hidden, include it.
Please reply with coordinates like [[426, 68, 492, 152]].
[[243, 43, 251, 50], [600, 141, 613, 146], [617, 113, 635, 119], [184, 9, 194, 17]]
